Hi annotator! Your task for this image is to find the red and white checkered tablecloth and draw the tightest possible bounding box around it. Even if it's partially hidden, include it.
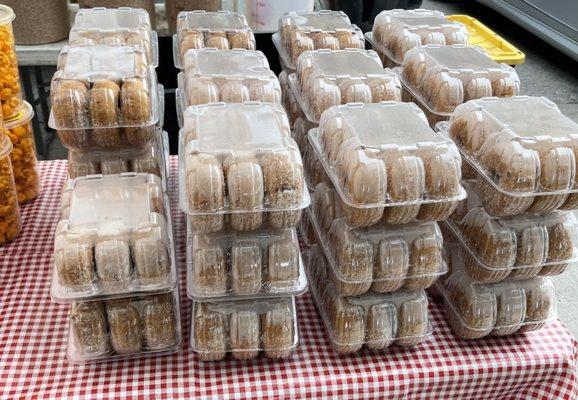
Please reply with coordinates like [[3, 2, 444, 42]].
[[1, 158, 578, 399]]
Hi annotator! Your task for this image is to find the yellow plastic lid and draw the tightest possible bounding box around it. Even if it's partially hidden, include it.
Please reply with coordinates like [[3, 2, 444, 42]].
[[447, 14, 525, 65], [0, 5, 15, 26], [4, 101, 34, 130]]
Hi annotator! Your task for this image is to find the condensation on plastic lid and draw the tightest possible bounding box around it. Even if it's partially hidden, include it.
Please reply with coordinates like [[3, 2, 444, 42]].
[[4, 101, 34, 129], [0, 5, 15, 26], [0, 135, 13, 160]]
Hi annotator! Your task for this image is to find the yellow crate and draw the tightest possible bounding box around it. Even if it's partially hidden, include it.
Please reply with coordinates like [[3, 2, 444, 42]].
[[448, 14, 525, 66]]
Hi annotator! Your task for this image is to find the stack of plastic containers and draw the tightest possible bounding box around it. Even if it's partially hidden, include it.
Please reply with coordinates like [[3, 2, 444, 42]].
[[301, 101, 466, 353], [366, 9, 469, 68], [393, 44, 520, 126], [435, 96, 578, 339], [46, 7, 180, 363], [180, 102, 310, 361], [54, 174, 181, 362], [0, 5, 41, 213]]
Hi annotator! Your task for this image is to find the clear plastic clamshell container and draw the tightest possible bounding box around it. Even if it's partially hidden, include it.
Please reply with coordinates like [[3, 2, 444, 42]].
[[443, 96, 578, 217], [68, 290, 181, 363], [70, 7, 159, 67], [176, 48, 281, 121], [191, 297, 298, 361], [305, 246, 432, 354], [273, 10, 364, 71], [444, 181, 578, 283], [179, 102, 310, 233], [186, 217, 307, 300], [367, 9, 468, 67], [288, 49, 401, 123], [307, 182, 447, 295], [438, 244, 556, 339], [396, 45, 520, 125], [49, 45, 162, 151], [174, 11, 256, 69], [309, 102, 466, 228], [53, 173, 177, 303], [68, 129, 168, 188]]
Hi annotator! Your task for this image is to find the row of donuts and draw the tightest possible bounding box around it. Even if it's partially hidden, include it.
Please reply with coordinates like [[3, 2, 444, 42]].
[[0, 6, 41, 246], [168, 11, 308, 362], [45, 8, 184, 364]]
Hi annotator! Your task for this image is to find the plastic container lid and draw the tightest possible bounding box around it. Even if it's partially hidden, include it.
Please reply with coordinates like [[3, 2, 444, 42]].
[[176, 49, 281, 120], [306, 183, 447, 295], [305, 246, 432, 354], [191, 296, 298, 361], [442, 96, 578, 215], [308, 102, 465, 227], [437, 244, 556, 339], [52, 173, 177, 303], [289, 49, 401, 122], [186, 218, 308, 300], [4, 101, 34, 130], [73, 7, 152, 30], [67, 291, 182, 363], [0, 4, 15, 26], [369, 9, 469, 65], [70, 7, 159, 67], [179, 102, 310, 230], [396, 44, 520, 118]]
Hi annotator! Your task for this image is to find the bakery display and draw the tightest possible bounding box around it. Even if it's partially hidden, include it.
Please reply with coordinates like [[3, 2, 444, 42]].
[[178, 49, 281, 113], [274, 10, 364, 70], [289, 49, 401, 122], [310, 102, 465, 228], [369, 9, 468, 67], [308, 184, 446, 295], [446, 96, 578, 216], [180, 102, 309, 233], [445, 181, 577, 283], [306, 247, 431, 354], [49, 45, 159, 151], [4, 101, 40, 204], [174, 11, 256, 69], [398, 45, 520, 125], [438, 247, 556, 340], [191, 297, 297, 361], [68, 129, 167, 182], [0, 135, 21, 244], [52, 174, 176, 302], [0, 5, 23, 119], [68, 292, 181, 362], [70, 7, 158, 66], [187, 220, 307, 299]]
